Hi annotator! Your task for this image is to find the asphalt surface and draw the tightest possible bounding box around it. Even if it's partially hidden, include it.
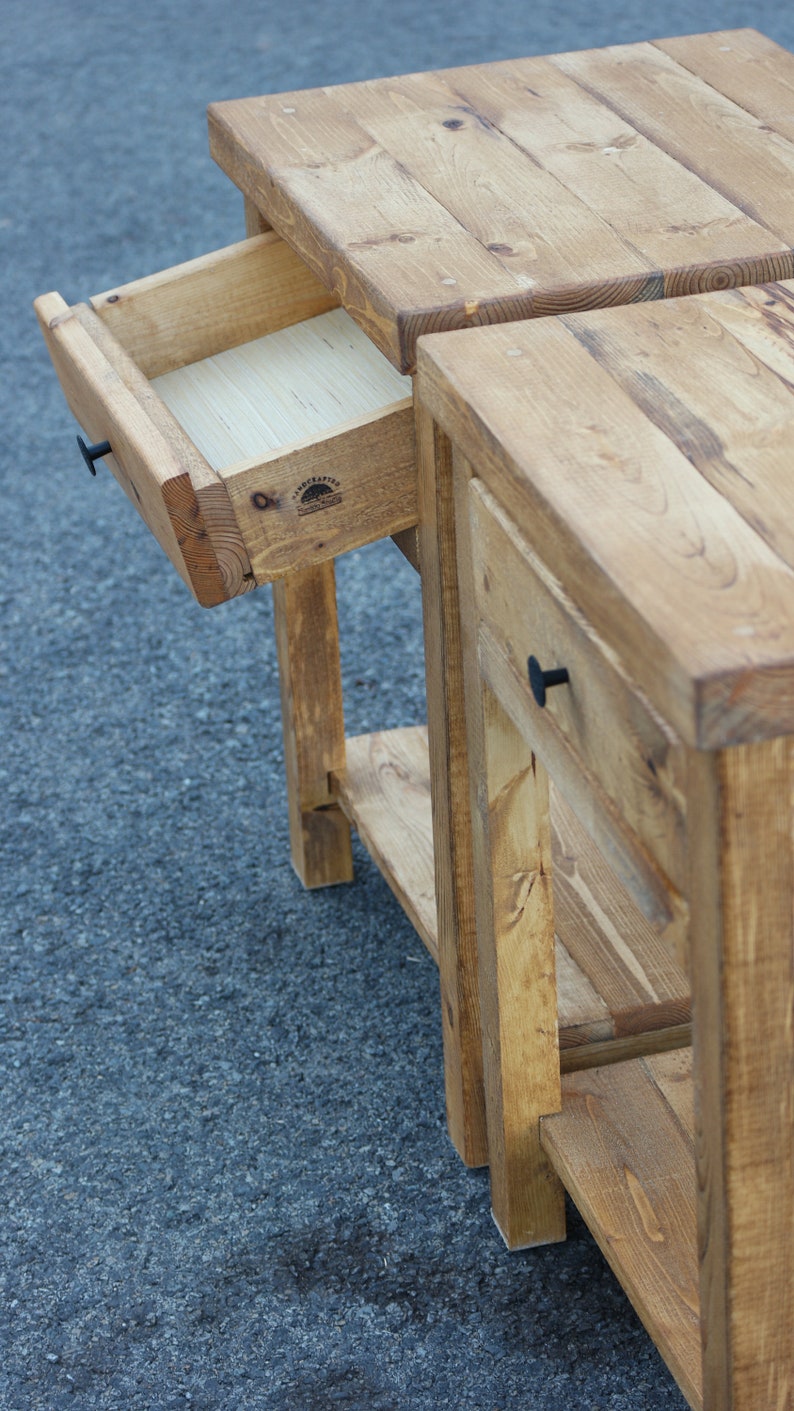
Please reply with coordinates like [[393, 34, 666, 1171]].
[[4, 1, 794, 1407]]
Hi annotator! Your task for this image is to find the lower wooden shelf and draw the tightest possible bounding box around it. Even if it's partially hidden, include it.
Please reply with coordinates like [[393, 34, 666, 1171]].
[[541, 1050, 701, 1410], [333, 725, 691, 1066]]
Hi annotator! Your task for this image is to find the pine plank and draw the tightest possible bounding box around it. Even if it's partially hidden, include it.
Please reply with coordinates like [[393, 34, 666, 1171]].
[[551, 789, 689, 1035], [91, 232, 339, 378], [416, 409, 487, 1166], [334, 728, 438, 959], [469, 477, 688, 899], [541, 1051, 701, 1409], [554, 41, 794, 252], [687, 740, 794, 1410], [151, 308, 414, 586], [211, 34, 794, 374], [473, 680, 566, 1248], [562, 289, 794, 574], [209, 87, 534, 373], [333, 68, 655, 300], [476, 622, 689, 959], [34, 292, 252, 607], [334, 726, 690, 1050], [417, 321, 794, 748], [441, 55, 787, 289], [272, 562, 353, 888], [655, 30, 794, 145], [152, 308, 408, 467], [219, 401, 415, 585]]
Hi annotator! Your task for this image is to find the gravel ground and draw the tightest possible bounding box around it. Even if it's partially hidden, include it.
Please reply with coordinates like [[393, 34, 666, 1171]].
[[4, 1, 794, 1407]]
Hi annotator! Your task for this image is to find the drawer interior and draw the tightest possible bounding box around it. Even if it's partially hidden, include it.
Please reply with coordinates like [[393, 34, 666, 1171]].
[[152, 306, 408, 470]]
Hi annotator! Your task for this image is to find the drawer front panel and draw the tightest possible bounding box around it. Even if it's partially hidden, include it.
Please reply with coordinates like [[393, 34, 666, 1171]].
[[34, 291, 246, 607], [469, 477, 688, 900]]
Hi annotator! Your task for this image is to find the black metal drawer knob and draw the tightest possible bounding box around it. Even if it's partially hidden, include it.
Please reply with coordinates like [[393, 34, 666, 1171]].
[[528, 655, 570, 708], [77, 436, 112, 475]]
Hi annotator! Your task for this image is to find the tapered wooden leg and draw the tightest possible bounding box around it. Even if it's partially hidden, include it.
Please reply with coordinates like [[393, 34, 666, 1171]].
[[272, 563, 353, 889], [417, 401, 488, 1167], [688, 739, 794, 1410]]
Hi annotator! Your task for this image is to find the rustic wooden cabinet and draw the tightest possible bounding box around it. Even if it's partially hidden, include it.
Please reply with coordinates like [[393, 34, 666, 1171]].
[[416, 283, 794, 1408]]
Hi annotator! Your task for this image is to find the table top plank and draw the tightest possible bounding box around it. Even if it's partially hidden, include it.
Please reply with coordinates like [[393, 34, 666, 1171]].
[[210, 31, 794, 371], [555, 39, 794, 245], [419, 306, 794, 747], [656, 28, 794, 142], [209, 85, 534, 369], [440, 55, 785, 283], [561, 288, 794, 573], [333, 67, 656, 299]]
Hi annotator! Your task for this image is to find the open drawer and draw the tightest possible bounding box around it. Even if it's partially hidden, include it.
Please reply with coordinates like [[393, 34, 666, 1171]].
[[35, 233, 415, 606]]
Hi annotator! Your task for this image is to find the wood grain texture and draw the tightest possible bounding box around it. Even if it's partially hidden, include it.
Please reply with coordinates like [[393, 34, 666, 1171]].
[[551, 788, 689, 1035], [656, 29, 794, 143], [416, 404, 487, 1167], [452, 437, 565, 1244], [211, 33, 794, 372], [272, 561, 353, 888], [541, 1051, 701, 1408], [687, 740, 794, 1411], [477, 622, 690, 959], [390, 526, 420, 572], [209, 87, 533, 373], [34, 292, 252, 606], [562, 288, 794, 574], [554, 39, 794, 253], [417, 319, 794, 748], [474, 679, 566, 1249], [439, 54, 786, 284], [333, 728, 437, 960], [327, 724, 690, 1052], [91, 233, 339, 378], [333, 66, 655, 299], [220, 400, 415, 584], [152, 307, 408, 466], [469, 477, 688, 899]]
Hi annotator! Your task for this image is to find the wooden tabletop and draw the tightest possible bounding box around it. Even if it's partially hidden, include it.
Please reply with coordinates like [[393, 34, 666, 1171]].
[[209, 29, 794, 372], [416, 280, 794, 751]]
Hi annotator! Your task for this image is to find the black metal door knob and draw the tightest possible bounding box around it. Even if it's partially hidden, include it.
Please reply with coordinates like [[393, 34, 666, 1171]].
[[77, 436, 112, 475], [528, 655, 570, 708]]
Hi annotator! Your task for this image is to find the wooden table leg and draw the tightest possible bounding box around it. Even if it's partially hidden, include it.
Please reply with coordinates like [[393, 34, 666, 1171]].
[[244, 198, 352, 890], [451, 443, 565, 1245], [688, 739, 794, 1410], [474, 678, 567, 1248], [244, 198, 271, 236], [272, 563, 353, 889], [417, 399, 488, 1168]]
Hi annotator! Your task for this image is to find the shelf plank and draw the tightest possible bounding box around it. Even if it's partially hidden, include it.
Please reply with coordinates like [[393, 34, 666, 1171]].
[[334, 727, 691, 1056], [541, 1051, 701, 1410], [335, 727, 438, 959]]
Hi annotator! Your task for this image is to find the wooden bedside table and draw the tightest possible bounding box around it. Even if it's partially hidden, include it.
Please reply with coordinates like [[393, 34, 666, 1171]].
[[37, 28, 794, 1177], [415, 279, 794, 1409]]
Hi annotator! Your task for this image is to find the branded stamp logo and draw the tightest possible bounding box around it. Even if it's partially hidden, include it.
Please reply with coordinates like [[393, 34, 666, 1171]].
[[293, 476, 342, 516]]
